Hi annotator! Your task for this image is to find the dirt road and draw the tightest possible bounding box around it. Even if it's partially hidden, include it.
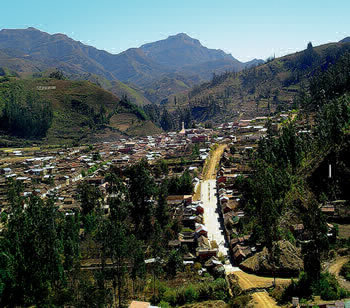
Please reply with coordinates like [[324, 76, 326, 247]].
[[233, 271, 291, 291], [203, 144, 226, 180], [233, 271, 289, 307], [327, 256, 350, 291]]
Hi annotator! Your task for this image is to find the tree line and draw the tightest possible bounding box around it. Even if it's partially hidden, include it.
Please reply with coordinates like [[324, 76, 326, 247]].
[[236, 48, 350, 301], [0, 83, 53, 138], [0, 159, 189, 307]]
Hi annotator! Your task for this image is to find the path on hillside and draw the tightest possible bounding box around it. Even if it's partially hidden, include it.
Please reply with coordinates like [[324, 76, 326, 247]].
[[327, 256, 350, 291]]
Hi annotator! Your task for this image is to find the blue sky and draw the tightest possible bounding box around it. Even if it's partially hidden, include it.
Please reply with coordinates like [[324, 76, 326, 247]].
[[1, 0, 349, 61]]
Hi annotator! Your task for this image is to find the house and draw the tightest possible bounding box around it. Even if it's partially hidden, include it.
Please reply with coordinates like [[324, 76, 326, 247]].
[[30, 168, 45, 176], [195, 203, 204, 215], [233, 244, 252, 264], [179, 231, 197, 251], [213, 264, 225, 278], [320, 205, 335, 216], [223, 200, 239, 213], [182, 215, 196, 229], [1, 168, 12, 175], [197, 248, 218, 261], [183, 252, 196, 261], [204, 256, 222, 269], [198, 235, 211, 250], [220, 196, 229, 205], [230, 235, 251, 250], [167, 195, 193, 206], [192, 135, 208, 143], [87, 176, 105, 185], [195, 224, 208, 237]]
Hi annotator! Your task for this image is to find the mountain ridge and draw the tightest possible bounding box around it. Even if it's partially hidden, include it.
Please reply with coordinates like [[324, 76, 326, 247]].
[[0, 27, 263, 97]]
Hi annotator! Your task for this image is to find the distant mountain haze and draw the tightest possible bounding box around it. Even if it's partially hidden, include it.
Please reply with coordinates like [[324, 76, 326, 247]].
[[140, 33, 235, 68], [0, 27, 263, 88], [340, 37, 350, 43]]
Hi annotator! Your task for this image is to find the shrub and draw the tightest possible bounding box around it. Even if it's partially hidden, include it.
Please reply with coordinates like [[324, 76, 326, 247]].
[[194, 262, 202, 271], [340, 261, 350, 281], [159, 278, 229, 306], [281, 272, 312, 303], [163, 289, 177, 306], [228, 294, 252, 307], [159, 300, 170, 308], [269, 285, 285, 303], [184, 285, 199, 303], [197, 282, 212, 301], [315, 272, 347, 300]]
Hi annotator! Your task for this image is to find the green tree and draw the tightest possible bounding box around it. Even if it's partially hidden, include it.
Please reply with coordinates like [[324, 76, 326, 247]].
[[301, 196, 329, 281], [165, 249, 183, 277], [77, 181, 102, 216], [0, 196, 65, 306], [2, 84, 53, 138], [156, 181, 170, 227], [127, 159, 157, 239], [97, 219, 131, 308], [49, 70, 65, 80]]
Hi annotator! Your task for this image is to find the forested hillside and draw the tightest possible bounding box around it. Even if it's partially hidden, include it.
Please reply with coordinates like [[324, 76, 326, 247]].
[[234, 48, 350, 303], [165, 40, 350, 123], [0, 75, 160, 145]]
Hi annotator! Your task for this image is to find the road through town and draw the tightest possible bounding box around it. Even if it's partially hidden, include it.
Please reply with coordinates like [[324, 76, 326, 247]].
[[199, 144, 282, 307]]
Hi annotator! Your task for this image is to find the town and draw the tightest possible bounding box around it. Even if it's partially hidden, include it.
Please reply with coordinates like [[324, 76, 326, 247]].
[[3, 110, 348, 308]]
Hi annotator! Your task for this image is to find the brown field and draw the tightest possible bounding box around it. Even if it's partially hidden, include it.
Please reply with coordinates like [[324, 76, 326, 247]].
[[180, 300, 227, 308], [338, 224, 350, 239], [232, 272, 291, 308]]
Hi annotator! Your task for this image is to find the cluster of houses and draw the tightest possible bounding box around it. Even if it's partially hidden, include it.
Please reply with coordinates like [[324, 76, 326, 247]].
[[214, 114, 342, 267], [0, 125, 214, 216], [167, 194, 226, 277], [214, 117, 270, 265]]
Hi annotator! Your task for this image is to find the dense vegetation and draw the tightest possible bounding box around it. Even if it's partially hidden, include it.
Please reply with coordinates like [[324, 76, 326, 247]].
[[167, 169, 194, 195], [0, 84, 53, 137], [237, 47, 350, 302], [0, 160, 209, 307], [340, 261, 350, 282], [144, 104, 193, 131], [0, 78, 158, 144]]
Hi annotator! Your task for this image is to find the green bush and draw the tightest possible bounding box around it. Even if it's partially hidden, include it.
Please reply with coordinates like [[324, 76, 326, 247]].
[[162, 289, 177, 306], [340, 261, 350, 281], [315, 272, 349, 300], [197, 283, 210, 301], [159, 301, 170, 308], [184, 285, 199, 303], [282, 271, 349, 303], [158, 278, 229, 306], [228, 294, 252, 307]]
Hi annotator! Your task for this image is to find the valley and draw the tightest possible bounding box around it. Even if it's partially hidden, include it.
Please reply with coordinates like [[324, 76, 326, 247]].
[[0, 20, 349, 308]]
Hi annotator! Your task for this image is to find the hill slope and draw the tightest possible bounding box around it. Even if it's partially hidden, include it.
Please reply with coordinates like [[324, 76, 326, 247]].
[[0, 77, 160, 145], [171, 41, 350, 122], [0, 28, 263, 103]]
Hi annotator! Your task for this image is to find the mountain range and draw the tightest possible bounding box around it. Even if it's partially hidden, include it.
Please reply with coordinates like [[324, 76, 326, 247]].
[[169, 38, 350, 123], [0, 27, 263, 103]]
